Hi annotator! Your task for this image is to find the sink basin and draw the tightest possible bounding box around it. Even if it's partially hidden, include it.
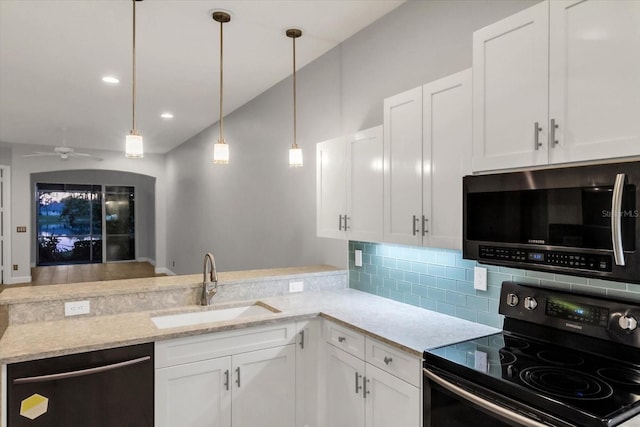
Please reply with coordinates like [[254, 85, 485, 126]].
[[151, 303, 280, 329]]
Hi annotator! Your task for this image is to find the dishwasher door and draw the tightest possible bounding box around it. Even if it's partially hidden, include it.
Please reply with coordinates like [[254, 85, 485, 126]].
[[7, 342, 154, 427]]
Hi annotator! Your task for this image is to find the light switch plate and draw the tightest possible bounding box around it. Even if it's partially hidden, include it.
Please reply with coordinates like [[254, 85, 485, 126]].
[[64, 300, 90, 316], [474, 266, 487, 291], [474, 350, 489, 372], [355, 250, 363, 267]]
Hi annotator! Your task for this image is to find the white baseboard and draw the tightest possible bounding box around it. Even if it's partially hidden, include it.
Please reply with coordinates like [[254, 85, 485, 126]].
[[155, 267, 175, 276], [6, 275, 32, 285], [137, 257, 156, 266]]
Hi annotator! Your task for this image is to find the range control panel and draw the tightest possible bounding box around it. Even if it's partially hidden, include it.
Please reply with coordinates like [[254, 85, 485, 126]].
[[479, 246, 612, 272], [499, 281, 640, 348]]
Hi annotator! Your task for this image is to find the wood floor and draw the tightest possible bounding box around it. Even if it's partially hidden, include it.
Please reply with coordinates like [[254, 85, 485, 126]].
[[1, 262, 165, 291]]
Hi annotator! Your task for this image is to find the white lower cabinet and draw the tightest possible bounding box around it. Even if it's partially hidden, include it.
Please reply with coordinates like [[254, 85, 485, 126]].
[[321, 321, 421, 427], [155, 322, 297, 427]]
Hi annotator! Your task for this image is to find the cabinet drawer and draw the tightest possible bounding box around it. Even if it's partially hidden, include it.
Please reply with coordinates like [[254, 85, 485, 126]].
[[155, 322, 296, 368], [323, 320, 365, 359], [365, 337, 421, 387]]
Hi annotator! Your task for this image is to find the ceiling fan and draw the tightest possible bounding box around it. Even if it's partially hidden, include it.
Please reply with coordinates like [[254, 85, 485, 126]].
[[23, 128, 103, 161]]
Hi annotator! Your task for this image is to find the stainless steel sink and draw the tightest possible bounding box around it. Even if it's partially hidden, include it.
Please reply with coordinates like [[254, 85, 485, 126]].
[[151, 302, 280, 329]]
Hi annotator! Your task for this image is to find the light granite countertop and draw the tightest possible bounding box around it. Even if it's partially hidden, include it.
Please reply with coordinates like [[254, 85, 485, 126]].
[[0, 288, 499, 363]]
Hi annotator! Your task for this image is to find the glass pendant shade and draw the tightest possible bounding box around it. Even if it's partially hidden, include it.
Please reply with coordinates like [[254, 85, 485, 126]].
[[125, 132, 144, 158], [289, 146, 303, 168], [213, 140, 229, 164]]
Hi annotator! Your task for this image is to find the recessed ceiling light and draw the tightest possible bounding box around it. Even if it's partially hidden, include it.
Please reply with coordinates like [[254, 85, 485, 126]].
[[160, 112, 174, 119], [102, 76, 120, 84]]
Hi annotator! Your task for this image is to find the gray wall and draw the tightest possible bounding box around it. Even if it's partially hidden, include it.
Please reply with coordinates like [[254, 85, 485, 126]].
[[165, 0, 539, 275], [30, 169, 156, 265]]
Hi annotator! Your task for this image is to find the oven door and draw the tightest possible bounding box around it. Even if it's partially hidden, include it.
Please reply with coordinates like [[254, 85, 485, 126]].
[[423, 368, 575, 427]]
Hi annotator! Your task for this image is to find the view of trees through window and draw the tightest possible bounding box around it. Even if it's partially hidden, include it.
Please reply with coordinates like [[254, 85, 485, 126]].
[[36, 183, 135, 265]]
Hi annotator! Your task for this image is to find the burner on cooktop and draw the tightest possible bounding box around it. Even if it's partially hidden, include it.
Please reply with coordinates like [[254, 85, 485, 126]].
[[597, 367, 640, 387], [499, 349, 517, 365], [493, 335, 529, 350], [520, 367, 614, 400], [537, 350, 584, 366]]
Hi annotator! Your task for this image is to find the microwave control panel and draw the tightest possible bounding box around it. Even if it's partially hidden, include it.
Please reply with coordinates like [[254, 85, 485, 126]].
[[479, 246, 612, 272]]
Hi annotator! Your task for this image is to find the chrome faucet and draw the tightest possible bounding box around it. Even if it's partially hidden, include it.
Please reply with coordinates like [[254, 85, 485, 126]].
[[201, 252, 218, 306]]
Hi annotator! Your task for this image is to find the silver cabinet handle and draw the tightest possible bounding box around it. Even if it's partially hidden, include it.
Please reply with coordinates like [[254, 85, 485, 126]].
[[13, 356, 151, 384], [338, 214, 344, 231], [355, 372, 362, 394], [384, 356, 393, 365], [422, 216, 428, 236], [299, 330, 305, 350], [412, 215, 420, 236], [235, 367, 241, 387], [363, 377, 370, 398], [424, 368, 546, 427], [338, 336, 346, 343], [612, 173, 626, 266], [534, 122, 543, 150], [550, 118, 558, 146], [224, 369, 230, 391], [345, 215, 350, 231]]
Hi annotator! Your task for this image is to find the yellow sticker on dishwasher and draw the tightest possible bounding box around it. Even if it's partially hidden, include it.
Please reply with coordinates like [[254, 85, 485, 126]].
[[20, 393, 49, 420]]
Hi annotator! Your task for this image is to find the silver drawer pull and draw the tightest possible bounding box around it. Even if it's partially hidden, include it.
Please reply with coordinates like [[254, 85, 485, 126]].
[[534, 122, 543, 150], [384, 356, 393, 365], [338, 336, 346, 343]]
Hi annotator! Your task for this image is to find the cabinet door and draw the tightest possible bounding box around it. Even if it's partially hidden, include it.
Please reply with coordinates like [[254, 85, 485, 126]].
[[472, 1, 549, 172], [296, 320, 320, 427], [155, 357, 232, 427], [232, 345, 296, 427], [549, 0, 640, 164], [324, 344, 366, 427], [383, 86, 423, 245], [423, 69, 472, 250], [317, 136, 347, 239], [347, 126, 383, 243], [364, 364, 420, 427]]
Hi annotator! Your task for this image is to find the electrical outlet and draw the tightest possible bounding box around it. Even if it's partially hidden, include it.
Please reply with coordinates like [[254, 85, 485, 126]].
[[474, 266, 488, 291], [16, 226, 27, 233], [289, 281, 304, 293], [12, 264, 18, 271], [64, 300, 90, 316]]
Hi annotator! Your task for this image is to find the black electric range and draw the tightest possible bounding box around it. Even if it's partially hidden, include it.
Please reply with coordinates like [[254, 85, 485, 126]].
[[423, 282, 640, 427]]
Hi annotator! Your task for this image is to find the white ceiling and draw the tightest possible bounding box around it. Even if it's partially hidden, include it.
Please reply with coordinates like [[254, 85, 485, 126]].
[[0, 0, 404, 154]]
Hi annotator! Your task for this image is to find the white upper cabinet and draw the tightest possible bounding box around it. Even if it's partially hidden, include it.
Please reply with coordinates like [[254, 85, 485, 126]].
[[316, 126, 383, 242], [473, 0, 640, 172], [383, 86, 424, 246], [347, 126, 384, 243], [317, 136, 348, 239], [548, 0, 640, 164], [423, 69, 472, 250], [383, 70, 472, 250], [472, 1, 549, 171]]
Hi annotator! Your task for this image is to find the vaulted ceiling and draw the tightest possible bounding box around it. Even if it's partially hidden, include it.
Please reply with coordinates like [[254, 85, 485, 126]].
[[0, 0, 404, 154]]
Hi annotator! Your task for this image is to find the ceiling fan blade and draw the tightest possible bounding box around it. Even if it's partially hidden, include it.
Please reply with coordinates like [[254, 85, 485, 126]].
[[22, 152, 59, 157]]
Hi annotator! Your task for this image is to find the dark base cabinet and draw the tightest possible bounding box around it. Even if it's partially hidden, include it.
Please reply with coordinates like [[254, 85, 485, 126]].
[[7, 343, 154, 427]]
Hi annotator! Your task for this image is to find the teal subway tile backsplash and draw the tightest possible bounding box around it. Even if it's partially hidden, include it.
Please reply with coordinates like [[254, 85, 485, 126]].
[[348, 241, 640, 329]]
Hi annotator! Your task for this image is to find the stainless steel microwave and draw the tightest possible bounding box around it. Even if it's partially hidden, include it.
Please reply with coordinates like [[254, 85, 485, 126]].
[[463, 161, 639, 284]]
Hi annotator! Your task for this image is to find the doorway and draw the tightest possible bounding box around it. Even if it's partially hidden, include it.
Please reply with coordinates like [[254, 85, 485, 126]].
[[36, 183, 135, 265]]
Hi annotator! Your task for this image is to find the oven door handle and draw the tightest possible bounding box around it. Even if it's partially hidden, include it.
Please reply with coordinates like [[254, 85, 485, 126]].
[[423, 368, 547, 427]]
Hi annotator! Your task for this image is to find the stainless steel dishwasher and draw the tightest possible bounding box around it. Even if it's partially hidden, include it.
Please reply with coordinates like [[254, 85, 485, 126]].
[[7, 342, 153, 427]]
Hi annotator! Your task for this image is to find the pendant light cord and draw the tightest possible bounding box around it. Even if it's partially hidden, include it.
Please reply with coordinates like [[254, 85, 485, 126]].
[[219, 18, 224, 143], [292, 35, 297, 149], [131, 0, 137, 133]]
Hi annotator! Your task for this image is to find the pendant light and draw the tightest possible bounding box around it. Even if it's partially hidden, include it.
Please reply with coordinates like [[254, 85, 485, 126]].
[[213, 11, 231, 164], [287, 29, 303, 168], [125, 0, 143, 158]]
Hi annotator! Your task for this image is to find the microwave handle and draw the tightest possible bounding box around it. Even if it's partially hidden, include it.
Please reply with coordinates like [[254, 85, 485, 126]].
[[611, 173, 626, 267], [423, 368, 547, 427]]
